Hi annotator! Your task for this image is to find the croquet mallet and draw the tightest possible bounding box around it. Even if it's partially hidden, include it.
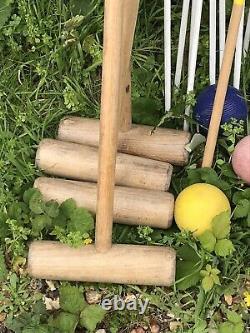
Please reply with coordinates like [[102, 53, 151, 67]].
[[28, 0, 176, 286]]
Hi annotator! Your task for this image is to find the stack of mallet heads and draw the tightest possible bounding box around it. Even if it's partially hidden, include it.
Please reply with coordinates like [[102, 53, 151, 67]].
[[33, 3, 191, 230], [28, 0, 191, 286]]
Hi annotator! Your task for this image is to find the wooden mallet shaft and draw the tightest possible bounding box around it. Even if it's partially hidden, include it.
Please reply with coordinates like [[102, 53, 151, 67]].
[[202, 0, 245, 167], [119, 0, 140, 131], [95, 0, 125, 252]]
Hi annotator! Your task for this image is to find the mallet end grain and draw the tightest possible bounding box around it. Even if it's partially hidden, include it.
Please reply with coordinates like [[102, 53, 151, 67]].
[[58, 117, 191, 166], [28, 241, 176, 286]]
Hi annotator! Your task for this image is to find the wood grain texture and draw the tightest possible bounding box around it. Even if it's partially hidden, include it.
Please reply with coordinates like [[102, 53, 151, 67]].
[[34, 177, 174, 229], [202, 3, 244, 167], [28, 241, 176, 286], [36, 139, 173, 191], [119, 0, 140, 131], [58, 117, 191, 166], [95, 0, 124, 251]]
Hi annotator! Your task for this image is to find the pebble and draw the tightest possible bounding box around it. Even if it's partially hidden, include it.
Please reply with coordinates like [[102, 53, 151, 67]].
[[169, 321, 182, 331], [85, 290, 102, 304], [29, 279, 43, 290], [44, 296, 60, 311], [46, 280, 56, 291], [124, 293, 137, 303], [0, 313, 6, 322], [224, 294, 233, 306], [150, 320, 160, 333], [95, 330, 106, 333]]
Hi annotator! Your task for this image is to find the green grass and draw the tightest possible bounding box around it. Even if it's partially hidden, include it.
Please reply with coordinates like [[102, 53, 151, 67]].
[[0, 0, 249, 332]]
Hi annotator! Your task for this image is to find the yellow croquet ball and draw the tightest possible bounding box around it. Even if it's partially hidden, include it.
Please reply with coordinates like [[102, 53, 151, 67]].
[[174, 183, 231, 236]]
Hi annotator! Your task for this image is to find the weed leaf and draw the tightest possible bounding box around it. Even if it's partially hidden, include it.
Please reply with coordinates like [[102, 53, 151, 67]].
[[53, 212, 67, 228], [218, 310, 244, 333], [218, 322, 235, 333], [227, 310, 242, 324], [233, 189, 250, 204], [0, 0, 12, 29], [201, 275, 214, 293], [234, 199, 250, 219], [0, 250, 7, 281], [70, 0, 96, 16], [32, 215, 52, 236], [211, 211, 231, 240], [80, 305, 106, 332], [23, 188, 40, 205], [44, 201, 60, 218], [176, 245, 202, 290], [60, 199, 76, 219], [50, 312, 78, 333], [214, 239, 235, 257], [59, 285, 86, 314], [29, 191, 44, 215], [23, 325, 52, 333], [0, 212, 10, 240], [68, 207, 94, 234], [198, 230, 216, 252]]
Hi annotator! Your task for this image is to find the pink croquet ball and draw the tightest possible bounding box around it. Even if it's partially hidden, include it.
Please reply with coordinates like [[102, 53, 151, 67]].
[[232, 135, 250, 185]]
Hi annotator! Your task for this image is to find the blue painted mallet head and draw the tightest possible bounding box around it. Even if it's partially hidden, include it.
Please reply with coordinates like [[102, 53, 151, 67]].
[[194, 85, 248, 129]]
